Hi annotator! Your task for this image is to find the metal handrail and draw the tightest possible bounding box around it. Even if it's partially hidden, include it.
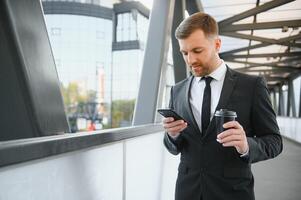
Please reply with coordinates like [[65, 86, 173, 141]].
[[0, 124, 164, 167]]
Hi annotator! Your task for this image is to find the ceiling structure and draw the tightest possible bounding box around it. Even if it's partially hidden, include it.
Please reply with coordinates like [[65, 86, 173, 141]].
[[201, 0, 301, 88]]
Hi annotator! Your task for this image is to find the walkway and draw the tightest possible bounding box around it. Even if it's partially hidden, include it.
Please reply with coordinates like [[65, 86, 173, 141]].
[[253, 137, 301, 200]]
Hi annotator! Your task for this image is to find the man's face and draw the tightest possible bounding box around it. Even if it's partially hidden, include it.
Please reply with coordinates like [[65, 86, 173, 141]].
[[178, 29, 221, 77]]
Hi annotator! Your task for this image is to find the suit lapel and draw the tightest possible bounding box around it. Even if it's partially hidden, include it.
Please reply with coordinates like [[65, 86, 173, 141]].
[[216, 67, 237, 111], [184, 76, 202, 135], [203, 67, 238, 139]]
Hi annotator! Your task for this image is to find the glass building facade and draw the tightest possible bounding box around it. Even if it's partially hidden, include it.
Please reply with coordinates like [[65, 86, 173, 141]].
[[112, 50, 143, 100], [112, 11, 149, 100], [42, 0, 151, 130], [116, 11, 148, 43], [45, 14, 113, 103]]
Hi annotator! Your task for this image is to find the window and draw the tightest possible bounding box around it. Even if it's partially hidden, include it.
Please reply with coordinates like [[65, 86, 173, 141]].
[[51, 27, 61, 36], [96, 30, 105, 39]]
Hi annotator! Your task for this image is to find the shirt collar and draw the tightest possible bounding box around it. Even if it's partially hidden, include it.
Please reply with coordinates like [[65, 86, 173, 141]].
[[195, 60, 227, 82]]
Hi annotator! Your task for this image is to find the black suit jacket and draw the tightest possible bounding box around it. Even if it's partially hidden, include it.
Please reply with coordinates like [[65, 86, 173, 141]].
[[164, 67, 283, 200]]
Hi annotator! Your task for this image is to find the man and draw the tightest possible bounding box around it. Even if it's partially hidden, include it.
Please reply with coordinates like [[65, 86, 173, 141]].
[[163, 12, 282, 200]]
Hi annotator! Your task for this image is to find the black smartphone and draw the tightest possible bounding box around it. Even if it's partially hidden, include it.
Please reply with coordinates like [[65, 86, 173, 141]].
[[157, 108, 186, 122]]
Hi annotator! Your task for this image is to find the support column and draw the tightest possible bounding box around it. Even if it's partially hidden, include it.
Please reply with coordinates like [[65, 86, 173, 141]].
[[299, 79, 301, 117], [185, 0, 204, 15], [271, 88, 278, 113], [132, 0, 175, 125], [287, 82, 291, 116], [0, 0, 69, 141], [171, 0, 204, 83], [288, 79, 296, 117], [278, 84, 284, 116], [171, 0, 187, 83]]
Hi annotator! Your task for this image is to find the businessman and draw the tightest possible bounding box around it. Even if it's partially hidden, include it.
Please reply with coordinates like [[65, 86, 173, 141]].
[[163, 12, 283, 200]]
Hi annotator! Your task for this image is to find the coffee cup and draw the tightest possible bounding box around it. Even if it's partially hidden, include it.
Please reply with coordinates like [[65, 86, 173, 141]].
[[214, 109, 237, 135]]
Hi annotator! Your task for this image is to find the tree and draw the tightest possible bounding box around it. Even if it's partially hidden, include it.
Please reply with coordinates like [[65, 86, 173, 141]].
[[60, 82, 136, 130], [60, 82, 101, 132], [60, 82, 96, 113], [111, 99, 135, 128], [61, 82, 85, 106]]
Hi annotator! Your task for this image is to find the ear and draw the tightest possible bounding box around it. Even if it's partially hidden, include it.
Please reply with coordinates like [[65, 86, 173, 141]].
[[215, 37, 221, 52]]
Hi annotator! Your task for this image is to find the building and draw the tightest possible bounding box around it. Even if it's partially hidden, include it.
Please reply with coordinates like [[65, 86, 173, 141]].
[[42, 0, 151, 128]]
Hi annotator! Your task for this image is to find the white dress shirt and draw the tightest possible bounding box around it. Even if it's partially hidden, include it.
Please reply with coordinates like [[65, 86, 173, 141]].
[[190, 61, 227, 132], [169, 60, 249, 156], [169, 61, 226, 139]]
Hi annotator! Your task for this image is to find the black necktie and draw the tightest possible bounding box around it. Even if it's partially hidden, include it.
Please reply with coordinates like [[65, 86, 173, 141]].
[[201, 76, 213, 134]]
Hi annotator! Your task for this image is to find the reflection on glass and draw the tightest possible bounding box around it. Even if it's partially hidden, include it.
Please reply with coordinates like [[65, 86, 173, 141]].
[[44, 13, 113, 132], [43, 1, 151, 132]]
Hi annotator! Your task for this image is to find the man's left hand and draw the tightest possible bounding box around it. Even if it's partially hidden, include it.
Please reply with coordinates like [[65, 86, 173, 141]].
[[217, 121, 249, 155]]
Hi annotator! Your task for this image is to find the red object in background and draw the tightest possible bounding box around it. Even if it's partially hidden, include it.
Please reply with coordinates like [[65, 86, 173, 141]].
[[87, 122, 96, 131]]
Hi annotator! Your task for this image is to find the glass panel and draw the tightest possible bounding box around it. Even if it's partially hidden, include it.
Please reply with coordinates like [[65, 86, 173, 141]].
[[44, 14, 113, 132], [137, 13, 149, 43], [111, 49, 145, 127], [117, 14, 123, 42], [0, 131, 179, 200], [125, 132, 179, 200], [0, 142, 124, 200]]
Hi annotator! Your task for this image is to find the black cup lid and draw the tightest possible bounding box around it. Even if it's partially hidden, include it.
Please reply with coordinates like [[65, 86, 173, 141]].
[[214, 109, 237, 117]]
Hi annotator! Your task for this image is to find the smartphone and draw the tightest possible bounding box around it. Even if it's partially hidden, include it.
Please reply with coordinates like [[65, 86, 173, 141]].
[[157, 108, 186, 122]]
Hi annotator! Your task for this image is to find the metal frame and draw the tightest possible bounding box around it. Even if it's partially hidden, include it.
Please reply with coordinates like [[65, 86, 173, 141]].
[[217, 0, 301, 89], [220, 20, 301, 32], [112, 2, 150, 49], [185, 0, 203, 15], [131, 0, 301, 126], [171, 0, 187, 83], [132, 0, 175, 125], [271, 89, 278, 113], [42, 1, 113, 19], [226, 58, 301, 69], [299, 80, 301, 117], [223, 52, 301, 59], [113, 1, 150, 18], [0, 0, 70, 141], [112, 40, 140, 51], [170, 0, 204, 83], [220, 33, 301, 58], [278, 84, 285, 115], [287, 79, 296, 117], [218, 0, 295, 27], [0, 124, 163, 167]]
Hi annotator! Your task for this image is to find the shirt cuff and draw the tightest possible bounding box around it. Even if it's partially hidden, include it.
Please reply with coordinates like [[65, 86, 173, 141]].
[[239, 147, 249, 157], [168, 132, 181, 141]]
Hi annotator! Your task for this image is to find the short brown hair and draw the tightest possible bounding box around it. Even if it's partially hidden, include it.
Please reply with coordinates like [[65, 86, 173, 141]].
[[175, 12, 218, 39]]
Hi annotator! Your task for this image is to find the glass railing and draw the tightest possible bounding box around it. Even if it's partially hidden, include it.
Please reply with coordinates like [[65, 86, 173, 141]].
[[277, 116, 301, 143]]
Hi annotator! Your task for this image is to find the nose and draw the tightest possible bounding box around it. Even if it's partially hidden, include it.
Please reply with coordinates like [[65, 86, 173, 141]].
[[187, 53, 197, 66]]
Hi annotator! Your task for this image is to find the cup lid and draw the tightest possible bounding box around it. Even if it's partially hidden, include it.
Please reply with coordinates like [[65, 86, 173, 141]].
[[214, 109, 237, 117]]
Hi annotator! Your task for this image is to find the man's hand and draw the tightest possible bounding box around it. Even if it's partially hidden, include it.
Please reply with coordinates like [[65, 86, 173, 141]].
[[163, 117, 187, 137], [217, 121, 249, 155]]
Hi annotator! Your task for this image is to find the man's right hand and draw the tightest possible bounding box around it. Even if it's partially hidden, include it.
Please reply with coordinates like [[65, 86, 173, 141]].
[[163, 117, 188, 138]]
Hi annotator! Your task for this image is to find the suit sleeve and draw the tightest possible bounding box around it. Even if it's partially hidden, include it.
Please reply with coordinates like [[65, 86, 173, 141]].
[[163, 86, 184, 155], [247, 77, 283, 163]]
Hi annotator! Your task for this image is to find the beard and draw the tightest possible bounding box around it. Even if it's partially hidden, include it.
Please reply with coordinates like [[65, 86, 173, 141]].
[[190, 65, 210, 77]]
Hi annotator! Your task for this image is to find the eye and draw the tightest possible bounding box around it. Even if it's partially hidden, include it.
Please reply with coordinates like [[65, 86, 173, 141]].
[[194, 49, 203, 53], [181, 51, 188, 56]]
